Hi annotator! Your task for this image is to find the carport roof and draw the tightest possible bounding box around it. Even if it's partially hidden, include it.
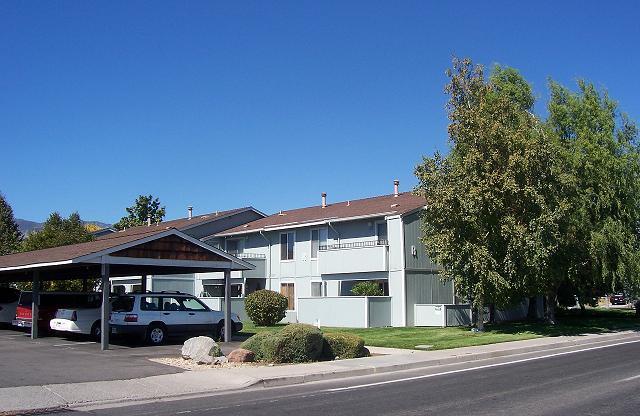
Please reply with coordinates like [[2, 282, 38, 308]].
[[0, 227, 253, 282]]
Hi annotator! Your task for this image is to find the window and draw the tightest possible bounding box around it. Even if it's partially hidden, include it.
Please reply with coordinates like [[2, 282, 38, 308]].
[[280, 283, 295, 310], [140, 297, 161, 311], [112, 296, 135, 312], [226, 239, 242, 254], [376, 222, 388, 244], [280, 232, 294, 260], [311, 282, 326, 297], [201, 284, 243, 298], [311, 228, 328, 258], [180, 297, 208, 311]]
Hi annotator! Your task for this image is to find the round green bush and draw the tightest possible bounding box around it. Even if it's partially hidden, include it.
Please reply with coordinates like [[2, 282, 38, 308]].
[[322, 332, 368, 359], [240, 332, 279, 362], [272, 323, 324, 363], [244, 289, 288, 326], [351, 281, 383, 296]]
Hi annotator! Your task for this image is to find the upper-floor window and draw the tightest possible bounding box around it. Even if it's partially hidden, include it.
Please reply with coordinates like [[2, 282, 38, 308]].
[[310, 228, 328, 259], [226, 239, 242, 255], [376, 222, 388, 244], [280, 232, 295, 261]]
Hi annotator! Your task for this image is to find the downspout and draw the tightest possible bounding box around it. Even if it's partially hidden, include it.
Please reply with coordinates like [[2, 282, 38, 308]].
[[259, 230, 271, 291]]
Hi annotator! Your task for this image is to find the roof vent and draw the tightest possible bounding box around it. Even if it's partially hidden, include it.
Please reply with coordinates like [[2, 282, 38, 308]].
[[278, 210, 286, 216], [347, 200, 350, 206], [187, 206, 193, 220], [321, 192, 327, 208], [147, 214, 151, 227], [394, 180, 400, 197], [243, 224, 250, 228], [391, 203, 400, 208]]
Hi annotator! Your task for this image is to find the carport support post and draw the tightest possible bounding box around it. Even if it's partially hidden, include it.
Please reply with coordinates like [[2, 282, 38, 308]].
[[100, 262, 110, 350], [141, 274, 147, 293], [224, 269, 231, 342], [31, 271, 40, 340]]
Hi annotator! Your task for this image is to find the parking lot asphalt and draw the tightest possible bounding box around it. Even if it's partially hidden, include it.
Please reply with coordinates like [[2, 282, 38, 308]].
[[0, 328, 242, 388]]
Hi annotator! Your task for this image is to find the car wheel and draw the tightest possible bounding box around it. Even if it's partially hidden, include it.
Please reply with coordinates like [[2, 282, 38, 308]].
[[146, 324, 167, 345], [91, 321, 101, 340]]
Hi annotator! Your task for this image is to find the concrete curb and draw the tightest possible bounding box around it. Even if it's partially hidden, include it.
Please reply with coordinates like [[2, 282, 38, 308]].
[[253, 331, 640, 388], [4, 331, 639, 413]]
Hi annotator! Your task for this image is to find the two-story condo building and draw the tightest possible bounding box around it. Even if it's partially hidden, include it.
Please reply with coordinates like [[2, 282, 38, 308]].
[[210, 182, 457, 327]]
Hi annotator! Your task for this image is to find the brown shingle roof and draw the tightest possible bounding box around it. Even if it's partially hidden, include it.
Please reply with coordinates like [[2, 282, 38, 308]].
[[97, 207, 253, 241], [0, 227, 168, 269], [217, 192, 425, 236]]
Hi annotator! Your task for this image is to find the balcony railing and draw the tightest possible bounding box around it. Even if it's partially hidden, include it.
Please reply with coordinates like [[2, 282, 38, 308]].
[[319, 239, 388, 251], [226, 251, 266, 259]]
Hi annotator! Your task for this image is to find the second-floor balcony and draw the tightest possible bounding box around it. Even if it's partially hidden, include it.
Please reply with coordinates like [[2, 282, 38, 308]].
[[227, 252, 266, 279], [318, 239, 389, 275]]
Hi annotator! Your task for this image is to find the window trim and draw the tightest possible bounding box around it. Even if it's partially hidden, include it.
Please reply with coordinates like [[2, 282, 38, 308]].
[[375, 220, 388, 245], [280, 231, 295, 262], [310, 227, 328, 259]]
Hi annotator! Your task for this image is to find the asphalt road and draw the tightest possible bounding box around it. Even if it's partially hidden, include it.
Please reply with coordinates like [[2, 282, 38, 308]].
[[62, 339, 640, 416], [0, 328, 242, 387]]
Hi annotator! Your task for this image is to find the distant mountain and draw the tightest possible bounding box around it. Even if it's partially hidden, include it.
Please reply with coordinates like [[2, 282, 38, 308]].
[[16, 219, 43, 235], [16, 219, 112, 235]]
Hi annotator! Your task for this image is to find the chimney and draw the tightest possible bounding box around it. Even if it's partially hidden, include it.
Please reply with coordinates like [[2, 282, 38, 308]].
[[188, 206, 193, 220], [321, 192, 327, 208], [393, 180, 399, 197], [147, 214, 151, 226]]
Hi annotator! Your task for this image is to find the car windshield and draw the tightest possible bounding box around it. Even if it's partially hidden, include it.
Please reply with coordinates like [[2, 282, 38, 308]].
[[111, 296, 135, 312]]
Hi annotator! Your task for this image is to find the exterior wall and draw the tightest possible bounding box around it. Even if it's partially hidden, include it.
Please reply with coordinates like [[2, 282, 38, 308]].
[[297, 296, 391, 328], [387, 216, 405, 326], [403, 210, 439, 271], [405, 271, 454, 326]]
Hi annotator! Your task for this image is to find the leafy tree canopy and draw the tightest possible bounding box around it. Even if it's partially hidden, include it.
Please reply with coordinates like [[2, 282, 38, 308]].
[[415, 58, 568, 329], [113, 195, 166, 230], [0, 192, 21, 256], [19, 212, 95, 291]]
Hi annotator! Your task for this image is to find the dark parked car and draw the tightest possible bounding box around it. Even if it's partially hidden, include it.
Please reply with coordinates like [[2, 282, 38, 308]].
[[609, 294, 626, 305]]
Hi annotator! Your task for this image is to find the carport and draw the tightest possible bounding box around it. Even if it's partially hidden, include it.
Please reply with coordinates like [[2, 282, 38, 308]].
[[0, 226, 253, 350]]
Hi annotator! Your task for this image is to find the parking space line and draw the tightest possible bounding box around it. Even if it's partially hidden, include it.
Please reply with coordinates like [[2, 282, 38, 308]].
[[52, 341, 96, 347]]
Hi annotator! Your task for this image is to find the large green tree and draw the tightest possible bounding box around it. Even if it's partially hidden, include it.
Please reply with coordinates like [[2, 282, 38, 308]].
[[545, 80, 640, 320], [0, 193, 21, 256], [415, 58, 567, 330], [20, 212, 95, 291], [113, 195, 166, 230]]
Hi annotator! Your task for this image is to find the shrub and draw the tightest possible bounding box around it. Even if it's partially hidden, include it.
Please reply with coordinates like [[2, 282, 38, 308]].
[[351, 281, 383, 296], [322, 332, 368, 359], [240, 332, 279, 362], [272, 323, 324, 363], [245, 289, 288, 326]]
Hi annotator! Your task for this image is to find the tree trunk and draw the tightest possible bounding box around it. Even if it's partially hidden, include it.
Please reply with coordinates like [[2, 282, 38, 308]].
[[488, 303, 496, 324], [475, 301, 485, 332], [545, 292, 557, 325], [526, 296, 538, 321]]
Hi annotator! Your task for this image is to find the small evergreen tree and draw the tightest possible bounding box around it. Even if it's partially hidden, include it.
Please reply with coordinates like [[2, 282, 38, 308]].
[[0, 192, 21, 256]]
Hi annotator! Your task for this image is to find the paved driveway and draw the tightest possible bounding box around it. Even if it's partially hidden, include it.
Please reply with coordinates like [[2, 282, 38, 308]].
[[0, 328, 242, 388]]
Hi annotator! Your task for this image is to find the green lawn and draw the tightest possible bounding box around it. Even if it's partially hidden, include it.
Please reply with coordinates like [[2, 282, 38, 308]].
[[239, 308, 640, 350]]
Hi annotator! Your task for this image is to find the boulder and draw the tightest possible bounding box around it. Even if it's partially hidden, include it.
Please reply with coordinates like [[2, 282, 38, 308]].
[[227, 348, 256, 363], [181, 336, 223, 364]]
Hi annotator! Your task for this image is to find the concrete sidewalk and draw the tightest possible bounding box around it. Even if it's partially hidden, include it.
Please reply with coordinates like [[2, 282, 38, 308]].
[[2, 331, 639, 413]]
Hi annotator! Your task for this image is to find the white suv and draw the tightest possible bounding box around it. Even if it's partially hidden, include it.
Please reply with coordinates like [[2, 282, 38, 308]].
[[109, 292, 242, 345]]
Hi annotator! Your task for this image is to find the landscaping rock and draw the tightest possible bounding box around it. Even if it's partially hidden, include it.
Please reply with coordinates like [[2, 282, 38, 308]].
[[212, 356, 228, 365], [227, 348, 256, 363], [181, 336, 223, 364]]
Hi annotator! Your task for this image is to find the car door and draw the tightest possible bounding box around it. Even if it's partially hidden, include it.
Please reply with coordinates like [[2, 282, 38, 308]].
[[160, 296, 191, 336], [138, 296, 164, 329], [178, 297, 216, 336]]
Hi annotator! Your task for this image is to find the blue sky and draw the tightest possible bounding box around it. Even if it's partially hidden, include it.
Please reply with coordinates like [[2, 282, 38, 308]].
[[1, 1, 638, 224]]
